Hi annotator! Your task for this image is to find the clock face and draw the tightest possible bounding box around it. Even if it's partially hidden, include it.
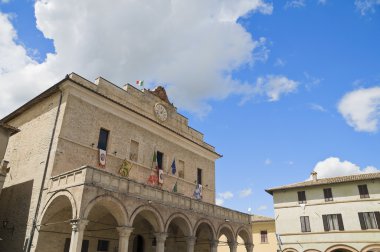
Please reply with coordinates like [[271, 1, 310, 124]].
[[154, 103, 168, 121]]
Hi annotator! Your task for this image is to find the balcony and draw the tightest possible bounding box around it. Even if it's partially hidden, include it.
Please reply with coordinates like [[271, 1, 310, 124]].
[[49, 165, 251, 224]]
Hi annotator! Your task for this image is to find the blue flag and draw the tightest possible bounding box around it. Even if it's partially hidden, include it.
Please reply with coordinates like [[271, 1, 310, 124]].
[[171, 158, 176, 175]]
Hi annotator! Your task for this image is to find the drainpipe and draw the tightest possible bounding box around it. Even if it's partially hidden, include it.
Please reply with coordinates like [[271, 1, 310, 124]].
[[26, 88, 63, 252]]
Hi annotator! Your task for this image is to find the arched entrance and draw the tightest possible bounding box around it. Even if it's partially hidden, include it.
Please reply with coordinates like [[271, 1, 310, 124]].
[[132, 234, 144, 252], [217, 224, 235, 252], [325, 245, 358, 252], [165, 213, 192, 252], [35, 194, 75, 252], [236, 227, 253, 252], [361, 245, 380, 252], [82, 195, 128, 252], [130, 205, 165, 252], [194, 219, 216, 252]]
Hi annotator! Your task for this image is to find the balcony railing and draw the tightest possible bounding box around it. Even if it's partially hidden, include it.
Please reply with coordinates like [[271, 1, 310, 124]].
[[49, 166, 251, 224]]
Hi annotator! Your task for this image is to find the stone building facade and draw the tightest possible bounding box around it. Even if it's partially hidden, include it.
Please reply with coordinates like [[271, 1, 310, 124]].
[[0, 123, 18, 195], [266, 172, 380, 252], [0, 73, 253, 252]]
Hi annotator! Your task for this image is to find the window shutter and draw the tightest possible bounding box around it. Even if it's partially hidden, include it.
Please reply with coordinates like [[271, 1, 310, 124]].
[[358, 212, 366, 230], [362, 185, 369, 195], [358, 185, 363, 195], [300, 217, 306, 232], [322, 215, 329, 231], [337, 214, 344, 231], [375, 211, 380, 230]]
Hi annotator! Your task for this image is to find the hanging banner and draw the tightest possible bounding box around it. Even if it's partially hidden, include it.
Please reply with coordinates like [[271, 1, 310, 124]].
[[158, 169, 164, 184], [119, 159, 132, 177], [99, 149, 107, 167]]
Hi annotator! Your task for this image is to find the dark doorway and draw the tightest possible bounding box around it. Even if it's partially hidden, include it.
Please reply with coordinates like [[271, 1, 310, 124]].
[[132, 235, 144, 252]]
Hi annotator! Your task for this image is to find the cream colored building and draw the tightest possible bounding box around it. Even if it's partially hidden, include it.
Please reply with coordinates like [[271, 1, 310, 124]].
[[266, 172, 380, 252], [0, 73, 253, 252], [251, 215, 277, 252], [218, 214, 277, 252]]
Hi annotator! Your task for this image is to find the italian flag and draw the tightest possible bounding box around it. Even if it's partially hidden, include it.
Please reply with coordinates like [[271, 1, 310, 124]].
[[136, 80, 144, 86]]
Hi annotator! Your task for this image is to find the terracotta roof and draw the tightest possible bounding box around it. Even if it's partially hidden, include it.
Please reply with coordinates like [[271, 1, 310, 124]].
[[251, 214, 274, 222], [266, 172, 380, 195]]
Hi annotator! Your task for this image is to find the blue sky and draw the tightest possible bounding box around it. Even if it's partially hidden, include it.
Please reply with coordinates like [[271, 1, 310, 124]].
[[1, 0, 380, 217]]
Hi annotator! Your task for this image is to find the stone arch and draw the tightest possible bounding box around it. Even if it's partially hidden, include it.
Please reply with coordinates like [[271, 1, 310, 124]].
[[361, 245, 380, 252], [129, 204, 165, 232], [283, 249, 298, 252], [165, 212, 192, 236], [193, 218, 217, 239], [35, 191, 75, 251], [39, 190, 77, 223], [217, 223, 235, 242], [236, 226, 253, 245], [325, 245, 359, 252], [83, 194, 128, 226]]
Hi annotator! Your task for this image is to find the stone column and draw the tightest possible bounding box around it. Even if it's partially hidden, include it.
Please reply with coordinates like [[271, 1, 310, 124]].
[[116, 226, 134, 252], [210, 240, 219, 252], [228, 242, 238, 252], [69, 219, 89, 252], [245, 243, 254, 252], [185, 236, 196, 252], [154, 233, 168, 252]]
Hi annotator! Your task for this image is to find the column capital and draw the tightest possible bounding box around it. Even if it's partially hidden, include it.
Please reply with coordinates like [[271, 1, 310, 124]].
[[154, 232, 168, 242], [210, 239, 219, 248], [228, 241, 238, 249], [70, 219, 89, 232], [116, 226, 134, 237], [185, 236, 196, 245], [245, 243, 254, 252]]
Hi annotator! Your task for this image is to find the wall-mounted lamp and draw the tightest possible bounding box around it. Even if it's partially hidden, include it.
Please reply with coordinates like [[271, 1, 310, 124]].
[[148, 200, 152, 204], [224, 218, 230, 222], [113, 151, 118, 155], [91, 143, 95, 148]]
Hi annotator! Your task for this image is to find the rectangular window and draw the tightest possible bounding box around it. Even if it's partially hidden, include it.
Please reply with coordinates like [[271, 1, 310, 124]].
[[298, 191, 306, 204], [260, 230, 268, 243], [178, 160, 185, 179], [323, 188, 333, 202], [322, 214, 344, 231], [97, 240, 109, 251], [197, 168, 202, 185], [300, 216, 311, 232], [157, 151, 164, 170], [129, 140, 139, 162], [358, 184, 370, 198], [358, 212, 380, 230], [97, 128, 109, 150]]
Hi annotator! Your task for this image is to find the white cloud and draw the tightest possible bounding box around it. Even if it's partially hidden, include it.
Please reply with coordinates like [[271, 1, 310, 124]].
[[216, 198, 224, 206], [318, 0, 328, 5], [1, 0, 11, 3], [239, 188, 252, 198], [257, 205, 268, 211], [308, 157, 379, 180], [355, 0, 380, 15], [218, 191, 234, 200], [338, 87, 380, 133], [274, 58, 286, 67], [264, 158, 272, 165], [238, 75, 299, 105], [256, 75, 298, 102], [285, 0, 306, 9], [0, 0, 274, 118], [309, 103, 327, 112]]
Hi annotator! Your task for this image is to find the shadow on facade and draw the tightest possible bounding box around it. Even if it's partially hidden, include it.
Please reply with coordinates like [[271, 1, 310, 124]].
[[0, 180, 33, 252]]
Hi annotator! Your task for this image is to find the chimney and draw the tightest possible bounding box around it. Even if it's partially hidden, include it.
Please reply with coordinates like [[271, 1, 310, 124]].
[[311, 171, 318, 182]]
